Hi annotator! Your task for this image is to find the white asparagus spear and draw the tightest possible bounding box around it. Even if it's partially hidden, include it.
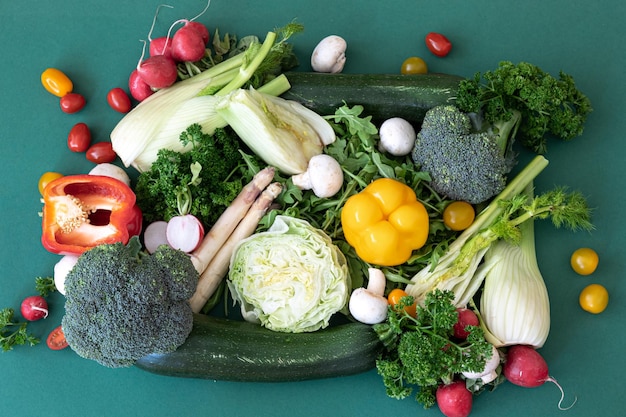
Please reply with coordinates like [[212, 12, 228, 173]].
[[188, 166, 275, 274], [189, 182, 283, 313]]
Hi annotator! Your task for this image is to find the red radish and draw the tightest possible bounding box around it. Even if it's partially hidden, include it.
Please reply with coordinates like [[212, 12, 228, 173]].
[[128, 69, 154, 101], [186, 21, 210, 44], [453, 307, 479, 339], [171, 23, 207, 62], [503, 345, 577, 410], [149, 36, 175, 60], [166, 214, 205, 253], [436, 380, 473, 417], [20, 296, 49, 321], [137, 54, 178, 89], [144, 220, 170, 253]]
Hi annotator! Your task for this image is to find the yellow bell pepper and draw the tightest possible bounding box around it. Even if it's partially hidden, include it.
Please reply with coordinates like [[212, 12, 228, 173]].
[[341, 178, 429, 266]]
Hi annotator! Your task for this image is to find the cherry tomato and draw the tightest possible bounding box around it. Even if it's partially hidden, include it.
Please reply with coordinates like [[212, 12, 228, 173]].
[[579, 283, 609, 314], [425, 32, 452, 57], [400, 56, 428, 74], [60, 93, 86, 114], [443, 201, 475, 231], [570, 247, 599, 275], [67, 122, 92, 152], [47, 325, 69, 350], [86, 142, 117, 164], [387, 288, 417, 317], [107, 87, 132, 113], [41, 68, 73, 97], [38, 171, 63, 195]]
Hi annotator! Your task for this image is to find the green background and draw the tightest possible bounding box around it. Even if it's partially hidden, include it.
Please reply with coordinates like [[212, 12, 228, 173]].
[[1, 1, 623, 416]]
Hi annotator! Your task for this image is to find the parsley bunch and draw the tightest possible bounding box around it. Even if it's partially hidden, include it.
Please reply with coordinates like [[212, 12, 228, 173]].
[[374, 290, 492, 408], [1, 308, 39, 351], [456, 61, 592, 154], [135, 125, 252, 229]]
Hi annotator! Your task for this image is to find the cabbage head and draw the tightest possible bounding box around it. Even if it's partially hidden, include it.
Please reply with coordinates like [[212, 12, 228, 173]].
[[228, 215, 350, 333]]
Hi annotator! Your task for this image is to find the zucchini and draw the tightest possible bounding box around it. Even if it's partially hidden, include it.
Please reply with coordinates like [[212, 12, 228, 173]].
[[281, 72, 464, 124], [135, 313, 383, 382]]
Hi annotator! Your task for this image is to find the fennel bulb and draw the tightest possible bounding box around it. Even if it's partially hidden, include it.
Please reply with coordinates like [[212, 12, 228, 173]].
[[215, 88, 336, 175], [228, 215, 350, 333], [478, 189, 550, 348]]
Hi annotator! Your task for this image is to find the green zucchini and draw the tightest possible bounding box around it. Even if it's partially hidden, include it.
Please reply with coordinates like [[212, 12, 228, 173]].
[[135, 313, 383, 382], [281, 72, 464, 124]]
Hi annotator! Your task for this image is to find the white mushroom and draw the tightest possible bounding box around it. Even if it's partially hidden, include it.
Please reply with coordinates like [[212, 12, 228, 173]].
[[349, 268, 388, 324], [311, 35, 347, 73], [378, 117, 417, 156], [89, 163, 131, 186], [53, 254, 80, 296], [462, 344, 501, 383], [291, 154, 344, 198]]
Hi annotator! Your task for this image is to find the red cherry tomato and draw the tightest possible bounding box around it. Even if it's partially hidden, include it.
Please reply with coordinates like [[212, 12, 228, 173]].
[[59, 92, 86, 113], [425, 32, 452, 57], [107, 87, 132, 113], [47, 325, 69, 350], [86, 142, 117, 164], [67, 122, 92, 152]]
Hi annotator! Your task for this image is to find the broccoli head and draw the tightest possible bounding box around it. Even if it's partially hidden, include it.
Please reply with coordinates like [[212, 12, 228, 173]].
[[412, 105, 516, 204], [62, 236, 198, 368]]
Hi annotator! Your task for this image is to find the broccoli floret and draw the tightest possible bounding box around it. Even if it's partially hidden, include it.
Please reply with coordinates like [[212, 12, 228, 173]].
[[62, 236, 198, 368], [412, 105, 517, 204]]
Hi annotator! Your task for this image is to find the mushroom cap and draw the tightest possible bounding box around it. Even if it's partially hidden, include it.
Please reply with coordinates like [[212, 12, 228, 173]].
[[311, 35, 347, 73], [349, 287, 389, 324], [292, 154, 344, 198], [378, 117, 416, 156]]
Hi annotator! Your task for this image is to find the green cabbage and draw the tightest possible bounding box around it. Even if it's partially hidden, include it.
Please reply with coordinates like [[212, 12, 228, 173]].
[[228, 215, 350, 333]]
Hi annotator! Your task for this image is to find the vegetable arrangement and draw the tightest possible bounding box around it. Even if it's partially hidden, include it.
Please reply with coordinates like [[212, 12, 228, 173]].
[[16, 4, 607, 417]]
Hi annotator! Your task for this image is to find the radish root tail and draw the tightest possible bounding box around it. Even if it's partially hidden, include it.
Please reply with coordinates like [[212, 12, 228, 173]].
[[547, 376, 577, 411]]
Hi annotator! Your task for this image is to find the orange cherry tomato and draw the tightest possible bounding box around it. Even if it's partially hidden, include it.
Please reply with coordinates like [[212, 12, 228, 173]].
[[41, 68, 73, 97], [443, 201, 475, 231], [46, 325, 69, 350], [387, 288, 417, 317], [570, 247, 599, 275], [400, 56, 428, 74], [38, 172, 64, 195], [579, 283, 609, 314]]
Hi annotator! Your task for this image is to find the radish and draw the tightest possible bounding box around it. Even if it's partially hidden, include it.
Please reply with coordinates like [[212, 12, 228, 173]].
[[137, 54, 178, 89], [503, 345, 577, 410], [20, 296, 49, 321], [53, 254, 79, 296], [436, 380, 473, 417], [170, 23, 207, 62], [186, 21, 210, 44], [128, 69, 154, 101], [453, 307, 480, 339], [166, 214, 205, 253], [149, 36, 175, 60], [144, 220, 170, 253]]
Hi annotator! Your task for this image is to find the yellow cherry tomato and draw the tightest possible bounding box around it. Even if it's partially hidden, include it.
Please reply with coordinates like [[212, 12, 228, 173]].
[[443, 201, 475, 231], [570, 247, 599, 275], [387, 288, 417, 318], [41, 68, 73, 97], [400, 56, 428, 74], [38, 172, 64, 195], [579, 283, 609, 314]]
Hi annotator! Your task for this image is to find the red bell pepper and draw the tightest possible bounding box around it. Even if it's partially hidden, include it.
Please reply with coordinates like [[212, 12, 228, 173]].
[[41, 174, 137, 255]]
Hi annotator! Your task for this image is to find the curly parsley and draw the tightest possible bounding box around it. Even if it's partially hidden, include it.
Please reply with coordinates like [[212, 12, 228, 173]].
[[374, 290, 492, 408]]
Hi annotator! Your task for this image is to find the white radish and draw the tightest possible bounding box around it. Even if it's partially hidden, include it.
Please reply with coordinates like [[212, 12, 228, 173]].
[[166, 214, 205, 253], [143, 221, 170, 253]]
